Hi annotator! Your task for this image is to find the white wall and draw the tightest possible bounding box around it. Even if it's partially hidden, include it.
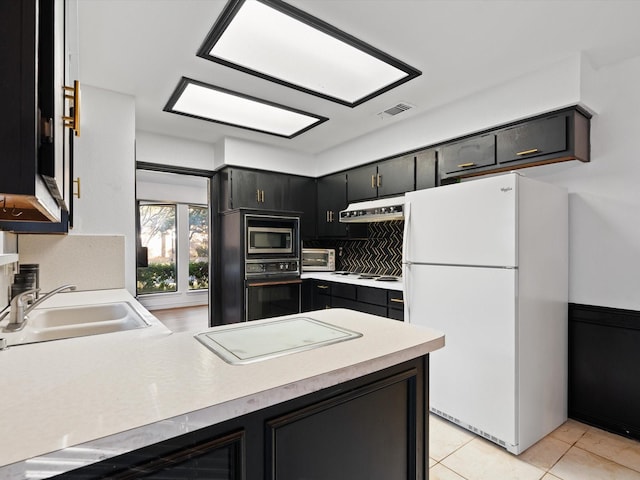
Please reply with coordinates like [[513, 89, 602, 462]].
[[34, 85, 138, 294], [136, 131, 216, 171], [221, 137, 315, 176], [316, 53, 640, 311], [315, 54, 583, 176]]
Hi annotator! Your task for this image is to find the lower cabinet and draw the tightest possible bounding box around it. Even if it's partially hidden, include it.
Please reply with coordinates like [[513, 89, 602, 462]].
[[302, 279, 404, 321], [60, 358, 427, 479]]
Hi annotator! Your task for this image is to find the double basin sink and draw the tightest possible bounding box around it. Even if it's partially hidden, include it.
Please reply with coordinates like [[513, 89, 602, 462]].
[[2, 301, 151, 347]]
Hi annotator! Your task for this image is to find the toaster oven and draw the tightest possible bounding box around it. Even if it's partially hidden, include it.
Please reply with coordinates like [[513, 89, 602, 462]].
[[302, 248, 336, 272]]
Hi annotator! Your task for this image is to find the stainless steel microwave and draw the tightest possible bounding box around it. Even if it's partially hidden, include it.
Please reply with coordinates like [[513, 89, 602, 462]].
[[246, 215, 299, 258], [302, 248, 336, 271]]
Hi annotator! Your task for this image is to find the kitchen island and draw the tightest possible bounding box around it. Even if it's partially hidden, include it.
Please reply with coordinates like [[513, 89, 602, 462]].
[[0, 294, 443, 479]]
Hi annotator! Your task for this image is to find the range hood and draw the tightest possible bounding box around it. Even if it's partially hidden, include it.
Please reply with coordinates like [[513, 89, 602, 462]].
[[339, 195, 405, 223]]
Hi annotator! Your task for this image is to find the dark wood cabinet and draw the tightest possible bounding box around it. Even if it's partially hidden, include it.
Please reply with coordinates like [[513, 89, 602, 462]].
[[0, 0, 70, 228], [218, 167, 316, 238], [388, 290, 405, 321], [302, 279, 403, 320], [267, 366, 420, 479], [317, 172, 357, 238], [497, 114, 567, 164], [415, 149, 438, 190], [440, 107, 590, 180], [569, 304, 640, 441], [347, 155, 415, 202], [346, 164, 378, 202], [439, 133, 496, 175], [287, 175, 316, 239], [221, 168, 286, 211], [61, 357, 428, 480]]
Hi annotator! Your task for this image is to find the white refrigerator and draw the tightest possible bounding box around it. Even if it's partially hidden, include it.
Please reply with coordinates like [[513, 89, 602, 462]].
[[403, 172, 568, 454]]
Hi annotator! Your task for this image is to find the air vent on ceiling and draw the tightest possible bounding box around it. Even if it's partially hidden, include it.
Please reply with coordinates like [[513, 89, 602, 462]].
[[378, 102, 415, 118]]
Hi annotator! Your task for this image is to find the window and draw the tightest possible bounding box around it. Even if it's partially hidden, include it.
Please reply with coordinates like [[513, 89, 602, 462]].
[[189, 205, 209, 290], [137, 204, 177, 294]]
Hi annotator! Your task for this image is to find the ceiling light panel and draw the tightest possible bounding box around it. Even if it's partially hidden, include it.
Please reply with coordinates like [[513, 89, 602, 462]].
[[197, 0, 421, 107], [164, 78, 328, 138]]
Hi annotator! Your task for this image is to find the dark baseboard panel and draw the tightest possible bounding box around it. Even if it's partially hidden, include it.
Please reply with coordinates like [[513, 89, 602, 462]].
[[569, 303, 640, 440]]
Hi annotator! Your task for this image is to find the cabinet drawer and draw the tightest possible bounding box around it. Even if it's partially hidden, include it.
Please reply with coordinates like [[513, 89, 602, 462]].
[[331, 283, 357, 300], [388, 308, 404, 321], [357, 286, 387, 307], [314, 282, 332, 296], [388, 290, 404, 307], [440, 134, 495, 174], [497, 115, 567, 164]]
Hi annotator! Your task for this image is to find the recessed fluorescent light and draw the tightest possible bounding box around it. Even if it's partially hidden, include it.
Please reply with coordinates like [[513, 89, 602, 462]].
[[163, 77, 328, 138], [197, 0, 421, 107]]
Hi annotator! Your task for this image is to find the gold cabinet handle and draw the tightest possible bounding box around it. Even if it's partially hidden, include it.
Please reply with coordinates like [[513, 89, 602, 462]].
[[329, 211, 334, 222], [261, 190, 265, 203], [377, 174, 382, 187], [458, 162, 476, 168], [256, 189, 260, 202], [317, 285, 329, 290], [516, 148, 540, 156], [371, 175, 375, 188], [73, 177, 81, 199], [326, 210, 330, 222], [390, 298, 404, 304], [63, 80, 80, 136]]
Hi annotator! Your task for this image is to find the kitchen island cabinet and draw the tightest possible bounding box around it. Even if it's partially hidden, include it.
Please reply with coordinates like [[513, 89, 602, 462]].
[[0, 307, 443, 479]]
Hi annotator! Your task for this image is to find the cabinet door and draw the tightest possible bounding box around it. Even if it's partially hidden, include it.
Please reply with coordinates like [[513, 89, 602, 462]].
[[497, 115, 567, 164], [440, 133, 495, 174], [312, 281, 331, 310], [229, 169, 260, 209], [415, 149, 437, 190], [377, 155, 415, 197], [357, 286, 387, 306], [267, 368, 420, 480], [317, 173, 347, 237], [258, 171, 286, 210], [347, 164, 378, 202], [288, 176, 316, 239]]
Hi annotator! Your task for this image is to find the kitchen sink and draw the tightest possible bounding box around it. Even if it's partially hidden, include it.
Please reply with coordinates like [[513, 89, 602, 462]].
[[194, 316, 362, 365], [5, 302, 151, 345]]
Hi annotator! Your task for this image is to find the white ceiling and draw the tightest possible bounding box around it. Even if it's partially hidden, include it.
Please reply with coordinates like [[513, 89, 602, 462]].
[[77, 0, 640, 156]]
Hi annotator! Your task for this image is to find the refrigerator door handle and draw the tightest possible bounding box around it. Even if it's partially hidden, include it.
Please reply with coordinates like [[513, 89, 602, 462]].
[[402, 200, 411, 262], [402, 201, 411, 322]]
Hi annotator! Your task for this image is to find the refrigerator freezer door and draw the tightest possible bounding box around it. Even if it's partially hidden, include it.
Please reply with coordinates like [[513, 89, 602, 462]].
[[404, 174, 518, 267], [405, 264, 517, 447]]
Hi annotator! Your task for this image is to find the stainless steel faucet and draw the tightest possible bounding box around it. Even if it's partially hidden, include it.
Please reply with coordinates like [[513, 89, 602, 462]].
[[2, 284, 77, 332]]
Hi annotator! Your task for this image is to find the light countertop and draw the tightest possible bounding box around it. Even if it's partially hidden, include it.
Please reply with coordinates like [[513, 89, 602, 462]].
[[301, 271, 404, 291], [0, 293, 443, 478]]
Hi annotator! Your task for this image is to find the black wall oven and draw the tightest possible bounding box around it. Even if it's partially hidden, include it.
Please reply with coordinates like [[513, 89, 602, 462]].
[[218, 210, 302, 325], [244, 213, 301, 322]]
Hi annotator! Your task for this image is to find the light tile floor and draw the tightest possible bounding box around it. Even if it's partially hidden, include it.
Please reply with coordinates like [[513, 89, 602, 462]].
[[152, 307, 640, 480], [430, 414, 640, 480]]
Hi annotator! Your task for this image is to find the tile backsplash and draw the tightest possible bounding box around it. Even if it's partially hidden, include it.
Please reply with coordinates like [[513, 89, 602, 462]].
[[306, 221, 403, 276]]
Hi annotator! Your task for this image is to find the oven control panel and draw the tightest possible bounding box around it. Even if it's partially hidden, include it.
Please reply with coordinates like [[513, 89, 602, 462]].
[[246, 259, 300, 277]]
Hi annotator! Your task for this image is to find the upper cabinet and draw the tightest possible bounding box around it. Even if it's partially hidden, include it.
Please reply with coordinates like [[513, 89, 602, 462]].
[[439, 133, 496, 176], [218, 167, 316, 238], [317, 172, 348, 237], [439, 107, 590, 180], [0, 0, 76, 231], [496, 114, 568, 164], [415, 149, 438, 191], [347, 155, 415, 203]]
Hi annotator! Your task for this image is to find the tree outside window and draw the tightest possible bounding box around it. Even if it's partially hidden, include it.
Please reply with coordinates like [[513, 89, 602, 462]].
[[189, 205, 209, 290], [137, 204, 177, 294]]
